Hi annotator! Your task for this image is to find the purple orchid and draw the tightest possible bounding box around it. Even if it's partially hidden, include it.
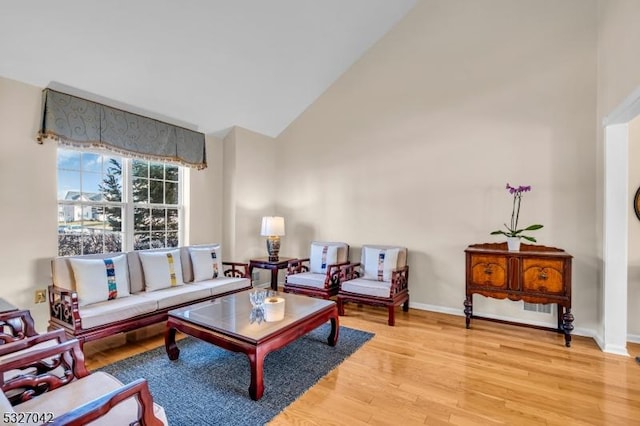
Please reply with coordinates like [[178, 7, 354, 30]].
[[491, 183, 543, 242]]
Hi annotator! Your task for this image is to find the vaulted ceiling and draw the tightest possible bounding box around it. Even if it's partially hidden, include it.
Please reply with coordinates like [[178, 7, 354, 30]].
[[0, 0, 416, 137]]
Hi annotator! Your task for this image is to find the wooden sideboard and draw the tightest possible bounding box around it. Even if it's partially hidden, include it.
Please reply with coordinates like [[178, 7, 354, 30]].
[[464, 242, 573, 347]]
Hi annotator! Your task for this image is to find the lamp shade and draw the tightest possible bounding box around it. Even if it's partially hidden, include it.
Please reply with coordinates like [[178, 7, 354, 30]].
[[261, 216, 285, 236]]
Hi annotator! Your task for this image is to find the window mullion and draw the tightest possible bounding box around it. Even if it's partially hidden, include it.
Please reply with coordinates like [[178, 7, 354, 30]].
[[124, 158, 134, 252]]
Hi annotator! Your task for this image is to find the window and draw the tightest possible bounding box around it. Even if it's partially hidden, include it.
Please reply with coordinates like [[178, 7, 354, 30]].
[[57, 148, 182, 256]]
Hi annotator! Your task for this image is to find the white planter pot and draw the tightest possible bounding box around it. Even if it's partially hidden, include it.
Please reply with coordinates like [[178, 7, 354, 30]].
[[507, 237, 521, 251]]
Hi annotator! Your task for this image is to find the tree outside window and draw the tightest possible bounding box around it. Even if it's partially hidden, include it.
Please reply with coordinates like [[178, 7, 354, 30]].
[[57, 149, 182, 256]]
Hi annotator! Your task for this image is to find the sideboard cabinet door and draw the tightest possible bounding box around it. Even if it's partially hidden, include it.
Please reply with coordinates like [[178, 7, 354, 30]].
[[521, 258, 565, 294], [469, 255, 507, 289]]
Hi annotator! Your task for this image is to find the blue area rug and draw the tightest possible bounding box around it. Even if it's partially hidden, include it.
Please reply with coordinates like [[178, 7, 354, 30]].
[[98, 324, 374, 425]]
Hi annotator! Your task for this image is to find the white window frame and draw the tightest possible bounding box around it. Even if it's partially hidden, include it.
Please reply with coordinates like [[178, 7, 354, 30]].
[[56, 148, 185, 254]]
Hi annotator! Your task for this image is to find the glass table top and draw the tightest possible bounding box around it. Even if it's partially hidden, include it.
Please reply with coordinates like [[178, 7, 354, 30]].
[[168, 290, 335, 343]]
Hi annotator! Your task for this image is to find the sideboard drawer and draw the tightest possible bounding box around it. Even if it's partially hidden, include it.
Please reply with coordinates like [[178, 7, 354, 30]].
[[469, 255, 507, 288], [521, 259, 565, 294]]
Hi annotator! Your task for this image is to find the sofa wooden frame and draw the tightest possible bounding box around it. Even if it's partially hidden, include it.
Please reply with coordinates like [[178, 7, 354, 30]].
[[48, 261, 249, 348]]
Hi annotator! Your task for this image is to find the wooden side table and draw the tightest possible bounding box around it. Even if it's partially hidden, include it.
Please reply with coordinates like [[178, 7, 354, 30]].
[[249, 257, 295, 291]]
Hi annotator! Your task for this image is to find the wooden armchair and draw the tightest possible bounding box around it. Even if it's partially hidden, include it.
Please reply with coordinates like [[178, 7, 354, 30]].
[[0, 329, 69, 406], [0, 336, 166, 425], [284, 242, 350, 299], [337, 245, 409, 326]]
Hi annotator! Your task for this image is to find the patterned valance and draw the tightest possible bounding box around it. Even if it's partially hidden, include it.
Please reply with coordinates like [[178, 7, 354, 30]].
[[37, 89, 207, 170]]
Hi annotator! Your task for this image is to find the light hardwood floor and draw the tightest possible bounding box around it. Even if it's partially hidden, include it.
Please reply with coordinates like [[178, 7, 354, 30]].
[[83, 306, 640, 425]]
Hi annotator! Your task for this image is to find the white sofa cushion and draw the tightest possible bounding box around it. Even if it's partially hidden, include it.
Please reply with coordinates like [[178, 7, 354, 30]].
[[286, 272, 327, 289], [12, 371, 167, 426], [196, 277, 251, 296], [68, 255, 130, 306], [341, 277, 392, 298], [137, 284, 211, 310], [362, 247, 399, 282], [139, 249, 184, 291], [309, 243, 338, 274], [78, 295, 158, 329], [189, 246, 223, 282]]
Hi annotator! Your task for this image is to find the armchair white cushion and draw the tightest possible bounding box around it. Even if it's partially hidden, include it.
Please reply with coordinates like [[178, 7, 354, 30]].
[[338, 244, 409, 326], [340, 278, 392, 298], [362, 246, 399, 282], [309, 243, 339, 274], [284, 241, 349, 299]]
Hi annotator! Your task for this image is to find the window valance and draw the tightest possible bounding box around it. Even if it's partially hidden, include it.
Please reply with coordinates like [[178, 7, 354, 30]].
[[37, 89, 207, 170]]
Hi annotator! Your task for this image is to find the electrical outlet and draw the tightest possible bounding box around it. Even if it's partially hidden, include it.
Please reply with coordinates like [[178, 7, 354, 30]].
[[34, 289, 47, 304]]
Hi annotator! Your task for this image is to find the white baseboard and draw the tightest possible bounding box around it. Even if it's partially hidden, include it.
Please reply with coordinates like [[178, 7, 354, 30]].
[[409, 301, 463, 317], [407, 303, 635, 356], [408, 302, 593, 339], [626, 333, 640, 344]]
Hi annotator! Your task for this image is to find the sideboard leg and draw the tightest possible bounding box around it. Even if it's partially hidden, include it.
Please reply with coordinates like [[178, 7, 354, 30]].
[[562, 308, 574, 347], [464, 296, 473, 329]]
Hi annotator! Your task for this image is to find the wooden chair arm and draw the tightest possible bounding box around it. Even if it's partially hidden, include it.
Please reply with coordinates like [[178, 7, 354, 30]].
[[325, 262, 350, 287], [222, 261, 249, 278], [287, 258, 310, 275], [0, 329, 66, 357], [390, 265, 410, 295], [48, 378, 164, 426], [339, 263, 361, 282], [48, 285, 82, 331], [0, 309, 37, 344], [0, 339, 90, 403]]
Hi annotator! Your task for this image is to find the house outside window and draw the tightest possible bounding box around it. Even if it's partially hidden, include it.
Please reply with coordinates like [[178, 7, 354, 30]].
[[57, 148, 183, 256]]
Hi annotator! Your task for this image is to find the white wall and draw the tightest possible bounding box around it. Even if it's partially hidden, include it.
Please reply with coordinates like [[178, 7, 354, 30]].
[[0, 77, 60, 330], [187, 134, 224, 245], [276, 0, 599, 331], [222, 127, 277, 262]]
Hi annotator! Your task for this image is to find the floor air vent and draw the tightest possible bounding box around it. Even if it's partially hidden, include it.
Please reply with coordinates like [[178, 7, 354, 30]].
[[523, 302, 552, 314]]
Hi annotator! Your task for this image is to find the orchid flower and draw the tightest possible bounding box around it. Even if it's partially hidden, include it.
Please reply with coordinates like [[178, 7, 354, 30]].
[[490, 183, 543, 242]]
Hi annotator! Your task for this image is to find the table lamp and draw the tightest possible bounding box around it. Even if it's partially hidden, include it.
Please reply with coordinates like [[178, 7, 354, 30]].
[[261, 216, 285, 261]]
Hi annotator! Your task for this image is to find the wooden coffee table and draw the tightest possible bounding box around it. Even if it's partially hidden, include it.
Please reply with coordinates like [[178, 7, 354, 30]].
[[164, 290, 339, 400]]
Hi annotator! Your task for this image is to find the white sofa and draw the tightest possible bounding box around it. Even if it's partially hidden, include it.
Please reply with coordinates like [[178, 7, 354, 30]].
[[48, 244, 251, 347]]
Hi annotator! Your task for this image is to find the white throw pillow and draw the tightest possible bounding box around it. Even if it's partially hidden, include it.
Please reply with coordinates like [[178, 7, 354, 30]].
[[139, 249, 184, 291], [69, 255, 130, 306], [362, 247, 399, 282], [309, 244, 338, 274], [189, 246, 223, 282]]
